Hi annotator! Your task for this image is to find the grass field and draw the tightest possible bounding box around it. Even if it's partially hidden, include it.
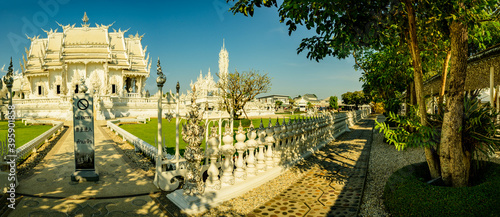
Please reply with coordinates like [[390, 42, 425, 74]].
[[0, 121, 53, 148], [118, 115, 306, 155]]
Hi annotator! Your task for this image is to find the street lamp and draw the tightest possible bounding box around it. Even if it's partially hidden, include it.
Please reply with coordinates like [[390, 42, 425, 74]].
[[154, 58, 166, 188]]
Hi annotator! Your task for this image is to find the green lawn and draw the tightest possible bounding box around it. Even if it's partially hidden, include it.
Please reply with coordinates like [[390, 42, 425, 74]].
[[118, 115, 307, 156], [0, 121, 53, 148]]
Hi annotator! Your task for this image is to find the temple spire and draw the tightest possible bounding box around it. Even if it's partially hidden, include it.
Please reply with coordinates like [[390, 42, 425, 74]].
[[82, 12, 89, 27]]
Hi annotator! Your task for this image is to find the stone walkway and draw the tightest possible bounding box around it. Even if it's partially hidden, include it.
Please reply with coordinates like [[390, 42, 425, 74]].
[[4, 115, 374, 217], [246, 115, 374, 217], [8, 121, 166, 217]]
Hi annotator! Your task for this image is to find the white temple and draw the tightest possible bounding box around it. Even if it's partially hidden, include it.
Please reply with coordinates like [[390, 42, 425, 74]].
[[20, 12, 150, 99], [8, 14, 273, 120]]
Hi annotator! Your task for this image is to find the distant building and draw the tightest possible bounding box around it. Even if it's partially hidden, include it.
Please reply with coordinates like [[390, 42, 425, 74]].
[[256, 94, 290, 108], [294, 94, 321, 111]]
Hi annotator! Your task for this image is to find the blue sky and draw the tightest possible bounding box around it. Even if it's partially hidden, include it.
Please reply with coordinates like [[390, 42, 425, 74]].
[[0, 0, 363, 100]]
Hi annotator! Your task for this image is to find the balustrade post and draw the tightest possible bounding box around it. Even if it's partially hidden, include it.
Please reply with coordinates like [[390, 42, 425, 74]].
[[256, 119, 267, 172], [234, 121, 247, 181], [206, 126, 221, 190], [265, 118, 275, 169], [272, 118, 282, 166], [220, 123, 235, 185], [285, 118, 293, 162], [245, 122, 258, 176]]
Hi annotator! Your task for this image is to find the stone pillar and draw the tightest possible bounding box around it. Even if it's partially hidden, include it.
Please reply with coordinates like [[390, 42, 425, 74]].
[[265, 118, 275, 169], [256, 119, 267, 172], [245, 122, 258, 176], [206, 126, 221, 190], [220, 123, 235, 185], [234, 121, 247, 181]]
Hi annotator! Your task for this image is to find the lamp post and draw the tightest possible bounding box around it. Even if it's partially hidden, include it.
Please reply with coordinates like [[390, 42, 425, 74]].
[[175, 81, 180, 170], [154, 58, 166, 188]]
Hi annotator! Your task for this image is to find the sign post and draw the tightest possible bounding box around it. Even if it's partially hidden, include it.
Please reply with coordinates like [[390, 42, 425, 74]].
[[71, 90, 99, 181]]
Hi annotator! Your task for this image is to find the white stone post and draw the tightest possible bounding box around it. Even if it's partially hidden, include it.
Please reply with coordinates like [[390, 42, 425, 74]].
[[256, 119, 267, 172], [206, 126, 221, 190], [285, 118, 293, 163], [220, 123, 235, 185], [265, 118, 275, 169], [234, 121, 247, 181], [175, 82, 180, 169], [272, 118, 283, 166], [154, 58, 166, 189], [245, 122, 258, 176]]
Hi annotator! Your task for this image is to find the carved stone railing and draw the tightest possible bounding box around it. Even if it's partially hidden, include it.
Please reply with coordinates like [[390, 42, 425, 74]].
[[106, 119, 174, 161], [163, 109, 370, 215], [125, 93, 141, 98], [16, 120, 64, 160]]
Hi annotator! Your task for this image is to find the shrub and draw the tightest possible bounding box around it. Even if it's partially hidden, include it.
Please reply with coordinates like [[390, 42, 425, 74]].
[[384, 161, 500, 217]]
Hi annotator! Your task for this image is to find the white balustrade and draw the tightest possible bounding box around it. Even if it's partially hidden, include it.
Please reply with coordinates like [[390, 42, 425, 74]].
[[265, 118, 275, 169], [256, 119, 267, 172], [206, 126, 221, 190], [234, 121, 247, 181], [245, 122, 258, 176], [163, 110, 369, 214], [220, 123, 235, 185], [272, 118, 284, 166]]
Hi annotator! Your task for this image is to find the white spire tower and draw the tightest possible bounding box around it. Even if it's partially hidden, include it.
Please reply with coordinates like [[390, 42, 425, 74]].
[[218, 39, 229, 82]]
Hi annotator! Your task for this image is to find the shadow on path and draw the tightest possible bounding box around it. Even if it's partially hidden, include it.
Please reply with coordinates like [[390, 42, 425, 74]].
[[247, 115, 375, 217]]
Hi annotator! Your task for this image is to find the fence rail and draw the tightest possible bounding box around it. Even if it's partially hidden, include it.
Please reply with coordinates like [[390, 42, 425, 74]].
[[162, 109, 370, 215], [16, 120, 64, 160], [107, 119, 173, 161]]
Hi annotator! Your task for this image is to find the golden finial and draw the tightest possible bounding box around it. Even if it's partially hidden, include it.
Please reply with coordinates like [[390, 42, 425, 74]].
[[82, 12, 89, 24]]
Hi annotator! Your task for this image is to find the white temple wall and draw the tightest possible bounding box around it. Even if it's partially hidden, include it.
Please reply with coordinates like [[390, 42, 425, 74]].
[[67, 63, 86, 93], [48, 70, 63, 97], [108, 70, 122, 96], [86, 63, 104, 94], [30, 77, 49, 98]]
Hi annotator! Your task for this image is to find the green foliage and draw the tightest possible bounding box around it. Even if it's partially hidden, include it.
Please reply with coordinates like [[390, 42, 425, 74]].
[[341, 91, 369, 109], [462, 92, 500, 158], [275, 100, 283, 107], [329, 96, 339, 110], [356, 47, 412, 114], [384, 162, 500, 216], [375, 106, 438, 151], [376, 92, 500, 156], [307, 102, 312, 109], [216, 69, 272, 119]]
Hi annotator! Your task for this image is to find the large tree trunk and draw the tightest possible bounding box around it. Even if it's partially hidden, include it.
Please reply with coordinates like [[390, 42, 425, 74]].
[[404, 0, 440, 178], [439, 19, 471, 187], [438, 50, 452, 115]]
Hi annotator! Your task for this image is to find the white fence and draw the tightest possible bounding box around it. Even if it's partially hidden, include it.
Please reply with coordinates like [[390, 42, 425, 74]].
[[106, 119, 173, 161], [161, 109, 370, 214], [16, 119, 64, 160]]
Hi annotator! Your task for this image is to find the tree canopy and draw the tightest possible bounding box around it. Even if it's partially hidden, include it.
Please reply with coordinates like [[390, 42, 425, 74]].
[[216, 69, 271, 119], [227, 0, 500, 187], [329, 96, 339, 110], [341, 91, 368, 109]]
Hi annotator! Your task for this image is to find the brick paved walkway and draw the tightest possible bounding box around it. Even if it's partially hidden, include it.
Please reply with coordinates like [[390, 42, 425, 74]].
[[247, 115, 375, 217]]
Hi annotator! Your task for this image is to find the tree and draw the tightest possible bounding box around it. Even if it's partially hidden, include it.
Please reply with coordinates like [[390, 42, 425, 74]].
[[228, 0, 500, 186], [216, 69, 271, 119], [329, 96, 339, 110], [307, 101, 312, 109], [341, 91, 368, 110], [275, 100, 283, 107]]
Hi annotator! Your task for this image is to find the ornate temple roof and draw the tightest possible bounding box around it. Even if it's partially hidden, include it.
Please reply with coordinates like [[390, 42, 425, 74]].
[[21, 13, 151, 78]]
